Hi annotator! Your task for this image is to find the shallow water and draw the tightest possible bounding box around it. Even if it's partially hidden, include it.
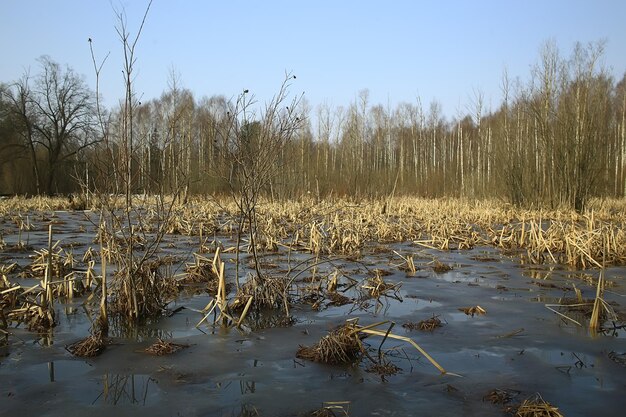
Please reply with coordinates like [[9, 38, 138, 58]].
[[1, 210, 626, 416]]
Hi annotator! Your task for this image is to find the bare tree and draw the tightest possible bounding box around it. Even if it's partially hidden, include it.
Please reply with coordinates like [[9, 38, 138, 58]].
[[213, 74, 304, 286], [2, 60, 97, 194]]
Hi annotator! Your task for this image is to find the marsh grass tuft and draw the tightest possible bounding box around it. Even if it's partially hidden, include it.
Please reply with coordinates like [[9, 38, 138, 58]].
[[483, 388, 521, 405], [144, 338, 189, 355], [296, 322, 364, 365], [514, 393, 564, 417], [67, 331, 106, 357], [297, 319, 449, 374], [403, 315, 443, 331], [431, 259, 453, 273]]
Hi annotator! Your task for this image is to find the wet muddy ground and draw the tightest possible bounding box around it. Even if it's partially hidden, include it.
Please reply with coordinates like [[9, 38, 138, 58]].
[[1, 210, 625, 416]]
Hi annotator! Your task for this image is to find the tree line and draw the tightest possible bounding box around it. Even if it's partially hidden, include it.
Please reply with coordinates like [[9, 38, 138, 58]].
[[1, 41, 625, 211]]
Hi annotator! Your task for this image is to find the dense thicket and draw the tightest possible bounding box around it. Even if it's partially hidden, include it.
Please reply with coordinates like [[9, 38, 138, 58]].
[[1, 41, 625, 211]]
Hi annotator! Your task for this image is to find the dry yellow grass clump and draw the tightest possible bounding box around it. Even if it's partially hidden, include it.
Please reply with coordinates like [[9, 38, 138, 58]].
[[514, 394, 564, 417], [144, 338, 189, 355]]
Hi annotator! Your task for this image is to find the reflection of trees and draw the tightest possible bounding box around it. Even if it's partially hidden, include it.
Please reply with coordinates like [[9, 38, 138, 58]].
[[94, 374, 156, 406], [106, 314, 172, 340]]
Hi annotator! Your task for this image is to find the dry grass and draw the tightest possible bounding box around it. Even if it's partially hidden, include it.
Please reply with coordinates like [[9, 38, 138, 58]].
[[27, 243, 72, 279], [231, 274, 290, 313], [483, 388, 520, 404], [403, 315, 443, 331], [459, 305, 487, 317], [297, 319, 449, 374], [514, 394, 564, 417], [365, 360, 402, 378], [108, 258, 178, 321], [303, 402, 351, 417], [67, 332, 106, 357], [180, 253, 220, 290], [1, 195, 625, 353], [362, 271, 402, 300], [6, 195, 621, 269], [431, 260, 452, 273], [296, 323, 364, 365], [144, 338, 189, 355]]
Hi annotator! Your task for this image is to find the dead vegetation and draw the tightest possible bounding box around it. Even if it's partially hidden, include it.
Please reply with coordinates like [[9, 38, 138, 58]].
[[144, 338, 189, 355], [302, 402, 351, 417], [67, 332, 106, 357], [180, 253, 221, 292], [403, 315, 443, 331], [459, 305, 487, 317], [361, 270, 402, 301], [431, 259, 453, 273], [483, 388, 520, 405], [513, 394, 564, 417], [296, 319, 449, 375], [0, 195, 623, 414], [296, 322, 364, 365]]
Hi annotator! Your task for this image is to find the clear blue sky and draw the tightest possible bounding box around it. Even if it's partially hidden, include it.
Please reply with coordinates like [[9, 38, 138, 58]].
[[2, 0, 625, 120]]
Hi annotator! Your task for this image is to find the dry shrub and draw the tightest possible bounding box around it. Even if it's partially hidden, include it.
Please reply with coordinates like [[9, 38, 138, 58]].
[[296, 323, 364, 365], [144, 338, 188, 355], [67, 332, 106, 357], [514, 394, 564, 417]]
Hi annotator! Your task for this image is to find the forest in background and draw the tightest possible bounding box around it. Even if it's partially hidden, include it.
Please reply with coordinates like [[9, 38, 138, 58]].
[[1, 40, 625, 212]]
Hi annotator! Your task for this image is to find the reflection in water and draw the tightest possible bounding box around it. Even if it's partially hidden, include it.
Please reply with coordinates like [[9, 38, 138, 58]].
[[107, 314, 173, 341], [93, 374, 156, 406], [37, 330, 54, 347], [242, 310, 295, 331], [236, 404, 261, 416], [522, 266, 556, 280], [240, 379, 256, 394], [48, 361, 54, 382]]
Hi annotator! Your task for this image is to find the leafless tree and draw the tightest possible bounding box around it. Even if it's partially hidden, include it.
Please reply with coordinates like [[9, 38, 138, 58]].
[[2, 58, 97, 194], [213, 74, 304, 284]]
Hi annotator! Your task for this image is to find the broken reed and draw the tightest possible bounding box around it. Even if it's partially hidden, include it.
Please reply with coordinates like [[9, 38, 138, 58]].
[[297, 319, 449, 375]]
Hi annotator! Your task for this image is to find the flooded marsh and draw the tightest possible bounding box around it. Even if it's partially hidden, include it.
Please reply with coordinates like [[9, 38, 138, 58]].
[[1, 197, 625, 416]]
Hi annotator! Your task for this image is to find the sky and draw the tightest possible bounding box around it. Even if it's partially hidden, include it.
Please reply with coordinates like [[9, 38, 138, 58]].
[[1, 0, 626, 121]]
